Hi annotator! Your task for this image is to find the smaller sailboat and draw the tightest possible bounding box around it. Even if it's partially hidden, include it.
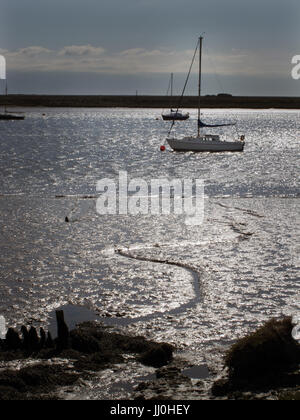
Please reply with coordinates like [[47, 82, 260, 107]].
[[0, 80, 25, 121], [166, 37, 244, 152], [0, 112, 25, 121], [162, 73, 189, 121]]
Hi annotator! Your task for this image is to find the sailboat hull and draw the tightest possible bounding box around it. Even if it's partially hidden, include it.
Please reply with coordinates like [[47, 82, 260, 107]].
[[0, 114, 25, 121], [167, 137, 244, 152], [162, 114, 190, 121]]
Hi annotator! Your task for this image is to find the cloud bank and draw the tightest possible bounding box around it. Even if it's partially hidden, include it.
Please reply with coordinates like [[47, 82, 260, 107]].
[[2, 44, 291, 78]]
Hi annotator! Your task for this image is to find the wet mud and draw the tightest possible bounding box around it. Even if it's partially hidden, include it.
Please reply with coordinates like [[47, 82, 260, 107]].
[[0, 316, 299, 400], [0, 318, 174, 400]]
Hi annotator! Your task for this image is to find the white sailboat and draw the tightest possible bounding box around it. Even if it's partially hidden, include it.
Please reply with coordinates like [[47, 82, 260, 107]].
[[166, 37, 245, 152], [162, 73, 189, 121]]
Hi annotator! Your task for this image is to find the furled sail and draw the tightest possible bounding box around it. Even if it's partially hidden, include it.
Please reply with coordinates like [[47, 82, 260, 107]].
[[198, 119, 236, 128]]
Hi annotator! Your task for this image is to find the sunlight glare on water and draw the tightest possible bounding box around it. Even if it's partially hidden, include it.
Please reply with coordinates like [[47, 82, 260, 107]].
[[0, 108, 299, 363]]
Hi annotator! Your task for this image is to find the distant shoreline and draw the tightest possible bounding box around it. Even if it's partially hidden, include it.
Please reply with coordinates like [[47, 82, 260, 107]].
[[1, 95, 300, 109]]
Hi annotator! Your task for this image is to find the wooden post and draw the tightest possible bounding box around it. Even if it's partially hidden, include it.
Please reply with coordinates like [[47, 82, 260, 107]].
[[56, 310, 69, 349]]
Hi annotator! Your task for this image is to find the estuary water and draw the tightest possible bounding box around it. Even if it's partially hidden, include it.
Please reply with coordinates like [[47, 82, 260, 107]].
[[0, 108, 299, 396]]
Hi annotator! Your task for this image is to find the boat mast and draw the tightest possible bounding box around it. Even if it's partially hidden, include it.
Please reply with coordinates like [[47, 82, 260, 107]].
[[171, 73, 173, 97], [197, 36, 203, 137], [4, 80, 7, 113]]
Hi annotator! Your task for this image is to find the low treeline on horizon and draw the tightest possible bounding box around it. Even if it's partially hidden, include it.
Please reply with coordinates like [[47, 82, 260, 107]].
[[1, 94, 300, 109]]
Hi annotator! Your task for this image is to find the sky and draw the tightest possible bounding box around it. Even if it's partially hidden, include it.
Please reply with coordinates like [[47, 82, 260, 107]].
[[0, 0, 299, 95]]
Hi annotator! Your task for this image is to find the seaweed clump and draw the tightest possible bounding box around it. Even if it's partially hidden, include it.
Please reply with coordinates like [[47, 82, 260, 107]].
[[139, 343, 174, 368], [69, 322, 174, 370], [212, 317, 300, 397]]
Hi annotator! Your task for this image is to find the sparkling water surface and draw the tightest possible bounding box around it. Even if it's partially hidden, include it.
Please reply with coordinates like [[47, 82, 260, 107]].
[[0, 108, 299, 382]]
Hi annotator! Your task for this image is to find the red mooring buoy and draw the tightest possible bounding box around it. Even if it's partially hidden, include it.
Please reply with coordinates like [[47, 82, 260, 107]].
[[160, 145, 166, 152]]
